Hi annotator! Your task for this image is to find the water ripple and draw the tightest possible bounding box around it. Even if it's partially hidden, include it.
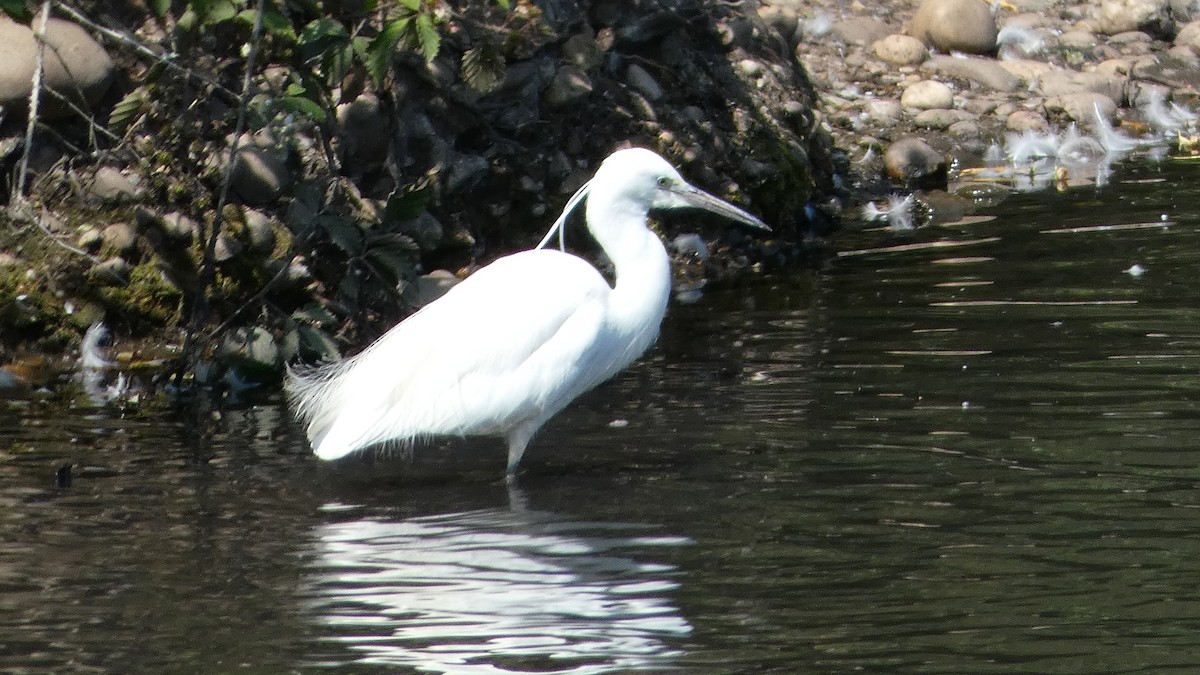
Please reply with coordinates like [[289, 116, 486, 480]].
[[301, 506, 692, 673]]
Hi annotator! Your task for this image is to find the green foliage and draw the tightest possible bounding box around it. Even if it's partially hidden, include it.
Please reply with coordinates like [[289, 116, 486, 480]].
[[190, 0, 240, 25], [108, 87, 150, 136], [461, 41, 505, 94], [382, 181, 432, 225], [236, 7, 295, 40], [0, 0, 31, 22], [149, 0, 172, 18]]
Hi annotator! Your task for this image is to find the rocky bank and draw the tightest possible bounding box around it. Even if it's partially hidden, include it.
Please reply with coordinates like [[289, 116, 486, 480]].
[[5, 0, 1200, 392]]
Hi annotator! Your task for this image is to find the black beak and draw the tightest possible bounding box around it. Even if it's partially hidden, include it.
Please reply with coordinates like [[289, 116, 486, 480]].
[[675, 185, 771, 231]]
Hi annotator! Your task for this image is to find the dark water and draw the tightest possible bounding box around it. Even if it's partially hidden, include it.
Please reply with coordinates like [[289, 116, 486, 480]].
[[4, 161, 1200, 673]]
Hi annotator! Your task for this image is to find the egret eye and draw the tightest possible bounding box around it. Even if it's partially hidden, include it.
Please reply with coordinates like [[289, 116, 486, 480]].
[[657, 176, 671, 188]]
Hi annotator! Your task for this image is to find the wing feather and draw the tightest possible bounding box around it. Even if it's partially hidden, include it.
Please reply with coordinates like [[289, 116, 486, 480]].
[[285, 249, 612, 459]]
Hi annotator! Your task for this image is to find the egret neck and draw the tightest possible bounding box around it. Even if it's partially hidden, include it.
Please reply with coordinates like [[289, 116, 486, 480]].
[[584, 186, 672, 349]]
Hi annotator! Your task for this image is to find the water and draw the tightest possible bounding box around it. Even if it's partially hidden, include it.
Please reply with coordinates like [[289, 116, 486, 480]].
[[4, 160, 1200, 673]]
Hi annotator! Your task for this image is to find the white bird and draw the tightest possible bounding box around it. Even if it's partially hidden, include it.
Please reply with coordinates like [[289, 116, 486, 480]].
[[286, 147, 768, 475]]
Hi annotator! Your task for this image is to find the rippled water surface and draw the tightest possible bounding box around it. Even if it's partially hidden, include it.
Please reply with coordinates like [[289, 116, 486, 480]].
[[5, 161, 1200, 673]]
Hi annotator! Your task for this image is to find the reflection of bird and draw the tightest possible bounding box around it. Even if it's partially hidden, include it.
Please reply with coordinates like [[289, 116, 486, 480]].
[[287, 148, 768, 475]]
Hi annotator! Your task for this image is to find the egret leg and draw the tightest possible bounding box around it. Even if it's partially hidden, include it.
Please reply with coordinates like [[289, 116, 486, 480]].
[[505, 424, 537, 477]]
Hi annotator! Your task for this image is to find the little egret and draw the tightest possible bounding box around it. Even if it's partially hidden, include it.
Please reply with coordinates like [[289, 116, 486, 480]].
[[286, 147, 768, 475]]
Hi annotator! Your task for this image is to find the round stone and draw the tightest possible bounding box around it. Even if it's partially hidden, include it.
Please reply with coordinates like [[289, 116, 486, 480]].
[[908, 0, 998, 54], [874, 34, 929, 65], [884, 136, 948, 185], [901, 80, 955, 109]]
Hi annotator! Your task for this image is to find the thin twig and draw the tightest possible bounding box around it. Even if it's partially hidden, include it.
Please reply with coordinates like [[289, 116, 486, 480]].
[[14, 0, 53, 203], [175, 0, 268, 385]]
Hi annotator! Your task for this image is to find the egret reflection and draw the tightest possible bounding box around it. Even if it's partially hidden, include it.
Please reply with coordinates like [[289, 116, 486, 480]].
[[302, 505, 692, 673]]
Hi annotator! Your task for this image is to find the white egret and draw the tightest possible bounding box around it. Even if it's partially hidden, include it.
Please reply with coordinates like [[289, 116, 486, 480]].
[[286, 147, 768, 475]]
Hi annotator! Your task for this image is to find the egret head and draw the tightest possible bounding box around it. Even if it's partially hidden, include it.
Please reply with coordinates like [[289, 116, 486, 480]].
[[593, 148, 770, 231]]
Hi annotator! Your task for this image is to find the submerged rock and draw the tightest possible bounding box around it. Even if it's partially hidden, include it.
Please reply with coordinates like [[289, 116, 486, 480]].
[[885, 137, 948, 188]]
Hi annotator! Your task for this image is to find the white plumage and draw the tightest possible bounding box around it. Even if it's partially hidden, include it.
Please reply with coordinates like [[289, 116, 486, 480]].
[[286, 147, 767, 475]]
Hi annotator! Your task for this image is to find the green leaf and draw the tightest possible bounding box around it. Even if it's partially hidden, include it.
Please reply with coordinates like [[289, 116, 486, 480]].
[[364, 18, 408, 86], [298, 17, 348, 54], [292, 303, 337, 327], [193, 0, 240, 25], [176, 6, 198, 32], [236, 7, 296, 40], [364, 241, 417, 286], [318, 215, 364, 254], [461, 43, 505, 94], [321, 43, 355, 86], [148, 0, 171, 18], [278, 95, 327, 122], [382, 185, 430, 225], [0, 0, 32, 22], [415, 13, 440, 63], [107, 87, 149, 136], [398, 0, 421, 11], [495, 0, 510, 9]]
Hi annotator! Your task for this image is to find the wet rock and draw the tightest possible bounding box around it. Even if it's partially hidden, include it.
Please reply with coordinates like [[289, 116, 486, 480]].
[[908, 0, 998, 55], [544, 65, 592, 108], [864, 98, 904, 124], [1175, 19, 1200, 50], [923, 55, 1021, 91], [614, 11, 685, 45], [0, 368, 18, 392], [1006, 109, 1050, 132], [831, 17, 892, 46], [243, 209, 276, 254], [227, 134, 292, 204], [0, 18, 114, 120], [214, 234, 243, 263], [91, 257, 130, 285], [77, 227, 102, 253], [1038, 71, 1126, 103], [336, 93, 389, 172], [948, 119, 982, 137], [1099, 0, 1175, 38], [446, 153, 490, 194], [161, 211, 200, 242], [102, 223, 138, 255], [1058, 29, 1100, 49], [759, 5, 800, 46], [89, 167, 143, 204], [136, 208, 199, 243], [1045, 92, 1118, 123], [914, 108, 973, 129], [413, 269, 459, 307], [626, 90, 657, 121], [562, 32, 604, 72], [219, 326, 285, 372], [716, 18, 754, 50], [997, 59, 1060, 87], [398, 211, 444, 251], [884, 136, 948, 187], [626, 63, 664, 101], [901, 80, 955, 109], [1174, 0, 1200, 21], [738, 59, 765, 79], [874, 34, 929, 65], [425, 55, 457, 88]]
